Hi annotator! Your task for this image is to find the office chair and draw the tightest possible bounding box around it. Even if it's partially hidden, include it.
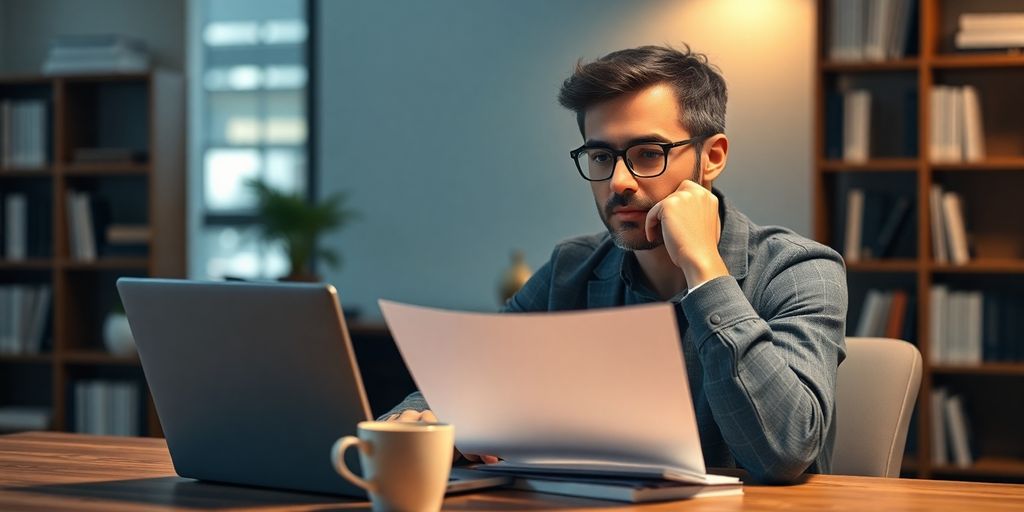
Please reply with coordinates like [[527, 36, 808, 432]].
[[833, 337, 922, 477]]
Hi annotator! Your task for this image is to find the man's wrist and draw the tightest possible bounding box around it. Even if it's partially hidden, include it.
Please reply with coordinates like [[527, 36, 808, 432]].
[[682, 252, 729, 287]]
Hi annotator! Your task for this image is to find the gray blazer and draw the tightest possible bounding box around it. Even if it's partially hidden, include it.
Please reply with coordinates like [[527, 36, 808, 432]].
[[384, 191, 848, 483]]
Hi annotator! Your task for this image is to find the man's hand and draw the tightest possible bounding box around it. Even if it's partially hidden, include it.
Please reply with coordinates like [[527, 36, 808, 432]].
[[384, 409, 499, 464], [644, 180, 729, 286]]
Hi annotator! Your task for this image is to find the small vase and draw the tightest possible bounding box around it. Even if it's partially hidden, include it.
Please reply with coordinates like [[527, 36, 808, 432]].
[[103, 313, 136, 356]]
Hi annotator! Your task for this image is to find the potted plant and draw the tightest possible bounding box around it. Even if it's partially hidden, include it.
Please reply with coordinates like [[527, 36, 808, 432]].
[[248, 180, 357, 282]]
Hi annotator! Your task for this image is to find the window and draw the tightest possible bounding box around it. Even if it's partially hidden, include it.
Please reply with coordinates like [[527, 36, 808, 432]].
[[188, 0, 311, 280]]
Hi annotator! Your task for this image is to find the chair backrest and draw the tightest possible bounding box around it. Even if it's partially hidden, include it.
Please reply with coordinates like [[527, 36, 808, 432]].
[[833, 337, 922, 477]]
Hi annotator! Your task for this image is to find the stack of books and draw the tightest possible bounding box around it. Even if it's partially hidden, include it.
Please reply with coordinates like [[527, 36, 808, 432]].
[[928, 184, 970, 265], [42, 34, 149, 75], [477, 463, 742, 503], [930, 85, 985, 163], [828, 0, 916, 61], [73, 380, 142, 436], [1, 192, 52, 260], [854, 289, 915, 341], [0, 406, 51, 433], [0, 99, 49, 168], [0, 284, 52, 355], [65, 190, 106, 261], [955, 12, 1024, 50], [842, 189, 914, 262], [930, 287, 1023, 364], [930, 388, 974, 468]]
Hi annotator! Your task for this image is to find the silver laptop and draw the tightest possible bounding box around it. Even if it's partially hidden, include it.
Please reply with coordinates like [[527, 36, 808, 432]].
[[117, 278, 506, 497]]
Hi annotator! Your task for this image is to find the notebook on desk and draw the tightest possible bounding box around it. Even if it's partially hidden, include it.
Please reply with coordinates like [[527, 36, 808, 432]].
[[378, 300, 741, 493]]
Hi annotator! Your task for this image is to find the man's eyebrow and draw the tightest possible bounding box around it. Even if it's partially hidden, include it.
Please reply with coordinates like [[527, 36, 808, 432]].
[[584, 134, 675, 147]]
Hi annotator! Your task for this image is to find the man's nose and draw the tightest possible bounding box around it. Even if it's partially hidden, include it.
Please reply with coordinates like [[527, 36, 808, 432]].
[[609, 157, 638, 195]]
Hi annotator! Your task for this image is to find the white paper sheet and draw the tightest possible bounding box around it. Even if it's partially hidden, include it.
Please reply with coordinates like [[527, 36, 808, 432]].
[[378, 300, 709, 479]]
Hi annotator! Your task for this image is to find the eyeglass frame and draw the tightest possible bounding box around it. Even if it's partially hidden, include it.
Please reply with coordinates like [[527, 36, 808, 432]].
[[569, 136, 707, 182]]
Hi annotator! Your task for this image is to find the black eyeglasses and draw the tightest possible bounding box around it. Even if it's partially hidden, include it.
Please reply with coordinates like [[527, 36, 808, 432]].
[[569, 137, 704, 182]]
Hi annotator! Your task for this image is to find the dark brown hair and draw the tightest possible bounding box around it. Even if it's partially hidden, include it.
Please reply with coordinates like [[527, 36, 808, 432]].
[[558, 44, 727, 139]]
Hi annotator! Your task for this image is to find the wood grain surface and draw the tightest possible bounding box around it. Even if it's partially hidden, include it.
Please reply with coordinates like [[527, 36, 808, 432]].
[[1, 432, 1022, 511]]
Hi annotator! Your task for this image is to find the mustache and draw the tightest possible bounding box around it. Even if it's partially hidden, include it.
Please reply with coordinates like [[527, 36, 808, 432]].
[[603, 194, 657, 218]]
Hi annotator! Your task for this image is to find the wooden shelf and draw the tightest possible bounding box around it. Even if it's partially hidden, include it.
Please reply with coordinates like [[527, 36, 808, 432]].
[[0, 167, 53, 176], [60, 351, 140, 366], [0, 353, 53, 364], [61, 162, 149, 176], [820, 59, 919, 72], [847, 260, 920, 272], [932, 364, 1024, 376], [932, 158, 1024, 172], [931, 260, 1024, 274], [931, 53, 1024, 69], [0, 259, 53, 270], [931, 458, 1024, 478], [0, 71, 183, 438], [59, 258, 149, 270], [816, 0, 1024, 483], [820, 158, 919, 172]]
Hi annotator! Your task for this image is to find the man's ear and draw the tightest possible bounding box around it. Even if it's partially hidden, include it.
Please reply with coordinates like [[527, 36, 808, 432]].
[[700, 134, 729, 187]]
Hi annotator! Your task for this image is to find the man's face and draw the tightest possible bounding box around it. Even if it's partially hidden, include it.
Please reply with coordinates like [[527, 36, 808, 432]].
[[582, 83, 700, 251]]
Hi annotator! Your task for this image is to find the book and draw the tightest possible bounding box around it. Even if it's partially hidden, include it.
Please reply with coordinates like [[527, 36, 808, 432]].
[[0, 406, 51, 432], [959, 12, 1024, 32], [955, 31, 1024, 49], [871, 195, 911, 258], [941, 192, 970, 265], [885, 290, 909, 339], [843, 90, 871, 162], [930, 388, 948, 465], [477, 460, 740, 487], [929, 184, 948, 263], [510, 473, 743, 503], [961, 86, 985, 162], [843, 188, 865, 262], [929, 285, 947, 363], [4, 193, 28, 260], [944, 394, 973, 468]]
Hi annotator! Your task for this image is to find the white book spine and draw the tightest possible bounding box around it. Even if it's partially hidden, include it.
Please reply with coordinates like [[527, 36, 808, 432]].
[[960, 13, 1024, 32], [76, 193, 97, 261], [961, 86, 986, 162], [945, 394, 973, 467], [930, 285, 947, 363], [929, 87, 945, 163], [942, 192, 970, 265], [844, 188, 865, 262], [855, 289, 880, 337], [5, 194, 28, 261], [929, 184, 948, 263], [931, 388, 948, 465]]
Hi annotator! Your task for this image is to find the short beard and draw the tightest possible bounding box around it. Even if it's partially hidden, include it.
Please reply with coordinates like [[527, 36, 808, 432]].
[[598, 193, 662, 251], [599, 150, 705, 252]]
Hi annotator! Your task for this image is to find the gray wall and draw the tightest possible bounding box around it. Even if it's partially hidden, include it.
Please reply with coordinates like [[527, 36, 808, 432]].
[[0, 0, 184, 73], [316, 0, 816, 318]]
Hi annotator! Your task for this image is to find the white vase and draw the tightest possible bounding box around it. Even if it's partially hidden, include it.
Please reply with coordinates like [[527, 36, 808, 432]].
[[103, 313, 136, 356]]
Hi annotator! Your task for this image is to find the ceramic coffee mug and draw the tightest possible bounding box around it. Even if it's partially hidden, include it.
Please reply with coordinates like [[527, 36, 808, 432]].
[[331, 421, 454, 512]]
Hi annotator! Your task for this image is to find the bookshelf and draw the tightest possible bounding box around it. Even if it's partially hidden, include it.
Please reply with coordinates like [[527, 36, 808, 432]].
[[816, 1, 1024, 481], [0, 71, 184, 438]]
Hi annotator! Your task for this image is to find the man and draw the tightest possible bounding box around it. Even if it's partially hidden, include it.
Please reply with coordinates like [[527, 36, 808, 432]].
[[384, 45, 847, 483]]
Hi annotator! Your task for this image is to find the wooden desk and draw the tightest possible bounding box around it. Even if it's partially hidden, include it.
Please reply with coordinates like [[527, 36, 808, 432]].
[[1, 432, 1022, 511]]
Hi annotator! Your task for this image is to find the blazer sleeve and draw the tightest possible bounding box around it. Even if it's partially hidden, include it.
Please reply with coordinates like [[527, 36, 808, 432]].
[[681, 241, 847, 482]]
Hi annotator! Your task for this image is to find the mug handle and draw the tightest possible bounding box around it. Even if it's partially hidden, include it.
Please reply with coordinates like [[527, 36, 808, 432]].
[[331, 436, 377, 493]]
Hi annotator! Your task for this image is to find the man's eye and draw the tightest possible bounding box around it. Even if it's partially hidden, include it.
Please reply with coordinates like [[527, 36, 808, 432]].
[[639, 150, 663, 160], [590, 152, 612, 163]]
